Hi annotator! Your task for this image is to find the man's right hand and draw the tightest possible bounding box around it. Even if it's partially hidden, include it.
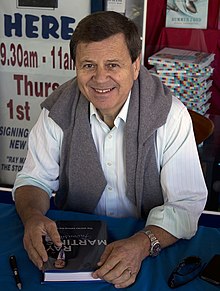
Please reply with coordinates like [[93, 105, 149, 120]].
[[23, 213, 62, 269], [14, 186, 62, 270]]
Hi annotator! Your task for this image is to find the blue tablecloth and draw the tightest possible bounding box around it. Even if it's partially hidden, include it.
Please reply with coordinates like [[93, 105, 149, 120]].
[[1, 203, 220, 291]]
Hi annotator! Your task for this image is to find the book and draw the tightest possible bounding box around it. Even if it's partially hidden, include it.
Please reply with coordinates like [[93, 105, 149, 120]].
[[42, 220, 108, 283], [167, 80, 212, 96], [165, 79, 213, 91], [166, 0, 209, 29], [148, 47, 215, 69], [155, 66, 214, 78], [185, 101, 211, 115], [172, 90, 212, 103]]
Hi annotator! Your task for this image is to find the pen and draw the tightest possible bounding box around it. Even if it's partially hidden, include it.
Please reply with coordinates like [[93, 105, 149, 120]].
[[9, 255, 22, 290]]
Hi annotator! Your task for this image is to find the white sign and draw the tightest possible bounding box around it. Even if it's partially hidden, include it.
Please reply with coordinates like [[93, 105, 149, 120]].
[[106, 0, 126, 14], [0, 0, 90, 186]]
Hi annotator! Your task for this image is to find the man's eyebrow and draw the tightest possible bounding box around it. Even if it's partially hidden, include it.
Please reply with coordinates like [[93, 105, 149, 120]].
[[107, 59, 121, 62], [80, 59, 93, 63], [79, 59, 122, 64]]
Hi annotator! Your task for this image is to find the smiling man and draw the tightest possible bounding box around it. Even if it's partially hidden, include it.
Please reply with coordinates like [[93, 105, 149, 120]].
[[13, 11, 207, 288], [75, 32, 140, 128]]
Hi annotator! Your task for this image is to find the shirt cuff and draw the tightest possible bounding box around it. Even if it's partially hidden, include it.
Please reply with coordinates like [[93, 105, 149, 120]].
[[12, 173, 53, 200], [146, 205, 198, 239]]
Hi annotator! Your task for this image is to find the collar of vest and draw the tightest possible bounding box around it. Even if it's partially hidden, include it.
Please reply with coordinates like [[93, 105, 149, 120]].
[[41, 65, 172, 137]]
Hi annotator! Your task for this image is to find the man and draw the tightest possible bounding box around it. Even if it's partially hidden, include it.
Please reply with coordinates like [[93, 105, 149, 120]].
[[13, 11, 207, 288]]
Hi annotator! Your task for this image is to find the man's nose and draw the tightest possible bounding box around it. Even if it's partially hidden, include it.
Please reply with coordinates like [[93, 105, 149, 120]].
[[93, 66, 109, 82]]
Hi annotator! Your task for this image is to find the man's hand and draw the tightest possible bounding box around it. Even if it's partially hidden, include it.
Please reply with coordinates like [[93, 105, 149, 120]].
[[14, 186, 62, 269], [92, 232, 150, 288], [23, 213, 62, 269]]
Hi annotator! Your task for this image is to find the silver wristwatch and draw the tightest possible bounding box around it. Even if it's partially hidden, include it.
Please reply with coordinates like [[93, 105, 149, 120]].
[[140, 229, 161, 257]]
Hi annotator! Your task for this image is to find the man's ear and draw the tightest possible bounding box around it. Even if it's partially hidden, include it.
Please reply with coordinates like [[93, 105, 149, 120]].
[[133, 54, 141, 80]]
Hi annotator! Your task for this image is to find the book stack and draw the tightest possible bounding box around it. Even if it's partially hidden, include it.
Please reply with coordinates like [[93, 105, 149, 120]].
[[148, 47, 215, 115]]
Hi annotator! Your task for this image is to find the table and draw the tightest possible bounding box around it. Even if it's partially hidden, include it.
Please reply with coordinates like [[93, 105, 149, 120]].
[[1, 203, 220, 291]]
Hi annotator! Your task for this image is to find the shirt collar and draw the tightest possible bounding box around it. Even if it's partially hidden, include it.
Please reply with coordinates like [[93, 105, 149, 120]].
[[90, 92, 131, 126]]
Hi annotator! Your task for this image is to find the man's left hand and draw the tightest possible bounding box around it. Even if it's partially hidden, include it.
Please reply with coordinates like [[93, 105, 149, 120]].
[[92, 232, 149, 288]]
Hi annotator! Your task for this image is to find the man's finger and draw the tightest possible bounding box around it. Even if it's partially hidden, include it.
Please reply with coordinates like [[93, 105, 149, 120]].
[[114, 272, 136, 288], [45, 220, 62, 247], [24, 235, 45, 269], [97, 244, 113, 266]]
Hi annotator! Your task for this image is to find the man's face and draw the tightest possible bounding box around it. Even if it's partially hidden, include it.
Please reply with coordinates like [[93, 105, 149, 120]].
[[54, 259, 66, 269], [75, 33, 140, 119]]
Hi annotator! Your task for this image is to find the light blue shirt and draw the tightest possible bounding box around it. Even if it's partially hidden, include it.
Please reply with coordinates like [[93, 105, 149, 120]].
[[13, 96, 207, 239]]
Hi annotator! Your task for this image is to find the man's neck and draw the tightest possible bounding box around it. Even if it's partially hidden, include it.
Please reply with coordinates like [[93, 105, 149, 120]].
[[97, 111, 115, 129]]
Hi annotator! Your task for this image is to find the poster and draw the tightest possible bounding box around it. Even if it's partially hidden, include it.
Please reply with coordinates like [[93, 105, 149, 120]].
[[166, 0, 209, 29], [106, 0, 126, 14], [0, 1, 90, 187]]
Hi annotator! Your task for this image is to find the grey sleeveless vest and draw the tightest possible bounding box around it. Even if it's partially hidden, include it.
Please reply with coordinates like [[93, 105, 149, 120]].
[[41, 65, 172, 219]]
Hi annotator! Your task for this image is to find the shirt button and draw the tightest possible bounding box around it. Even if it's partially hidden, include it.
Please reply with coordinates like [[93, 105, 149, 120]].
[[108, 134, 112, 139], [107, 162, 112, 166], [108, 186, 112, 191]]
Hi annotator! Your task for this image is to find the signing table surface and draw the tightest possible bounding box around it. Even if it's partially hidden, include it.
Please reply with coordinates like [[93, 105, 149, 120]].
[[1, 203, 220, 291]]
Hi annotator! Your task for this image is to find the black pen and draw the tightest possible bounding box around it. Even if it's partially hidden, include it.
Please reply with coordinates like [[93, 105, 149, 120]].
[[9, 255, 22, 290]]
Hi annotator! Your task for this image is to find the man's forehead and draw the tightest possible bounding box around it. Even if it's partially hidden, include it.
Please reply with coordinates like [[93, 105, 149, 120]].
[[76, 33, 126, 47]]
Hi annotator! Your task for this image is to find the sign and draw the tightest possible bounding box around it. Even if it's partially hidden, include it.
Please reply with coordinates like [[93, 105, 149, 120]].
[[0, 1, 90, 186], [106, 0, 126, 14], [166, 0, 209, 29]]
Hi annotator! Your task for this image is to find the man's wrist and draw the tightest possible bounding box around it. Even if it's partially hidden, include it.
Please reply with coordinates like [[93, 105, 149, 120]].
[[139, 229, 161, 257]]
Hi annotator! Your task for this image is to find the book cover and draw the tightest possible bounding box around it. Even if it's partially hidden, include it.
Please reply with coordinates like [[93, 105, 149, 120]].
[[172, 88, 212, 100], [166, 0, 209, 29], [42, 220, 108, 283], [163, 79, 212, 91], [156, 65, 214, 76], [167, 79, 212, 95], [155, 66, 214, 79], [184, 102, 211, 115], [155, 71, 212, 85], [148, 47, 215, 69], [178, 91, 212, 104], [158, 75, 211, 84]]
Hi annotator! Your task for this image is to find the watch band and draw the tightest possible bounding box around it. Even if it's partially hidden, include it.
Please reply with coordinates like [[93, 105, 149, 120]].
[[140, 229, 161, 257]]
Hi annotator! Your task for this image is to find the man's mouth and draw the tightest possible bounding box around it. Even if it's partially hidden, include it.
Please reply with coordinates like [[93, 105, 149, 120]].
[[93, 88, 114, 94]]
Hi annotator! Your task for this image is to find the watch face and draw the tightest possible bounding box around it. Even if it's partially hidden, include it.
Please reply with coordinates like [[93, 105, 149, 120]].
[[151, 242, 161, 257]]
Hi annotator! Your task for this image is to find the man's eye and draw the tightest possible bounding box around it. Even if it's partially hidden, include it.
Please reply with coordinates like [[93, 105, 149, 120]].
[[83, 64, 94, 69], [108, 63, 118, 68]]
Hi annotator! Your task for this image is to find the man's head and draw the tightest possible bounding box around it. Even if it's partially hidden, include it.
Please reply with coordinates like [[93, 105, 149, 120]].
[[70, 11, 141, 123], [54, 258, 66, 269], [70, 11, 142, 66]]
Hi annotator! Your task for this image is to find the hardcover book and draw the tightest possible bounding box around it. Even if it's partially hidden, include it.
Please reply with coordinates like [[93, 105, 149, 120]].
[[155, 65, 214, 78], [166, 0, 209, 29], [153, 70, 212, 86], [148, 47, 215, 69], [42, 220, 108, 283], [164, 79, 212, 91], [167, 79, 212, 95], [177, 91, 212, 104]]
